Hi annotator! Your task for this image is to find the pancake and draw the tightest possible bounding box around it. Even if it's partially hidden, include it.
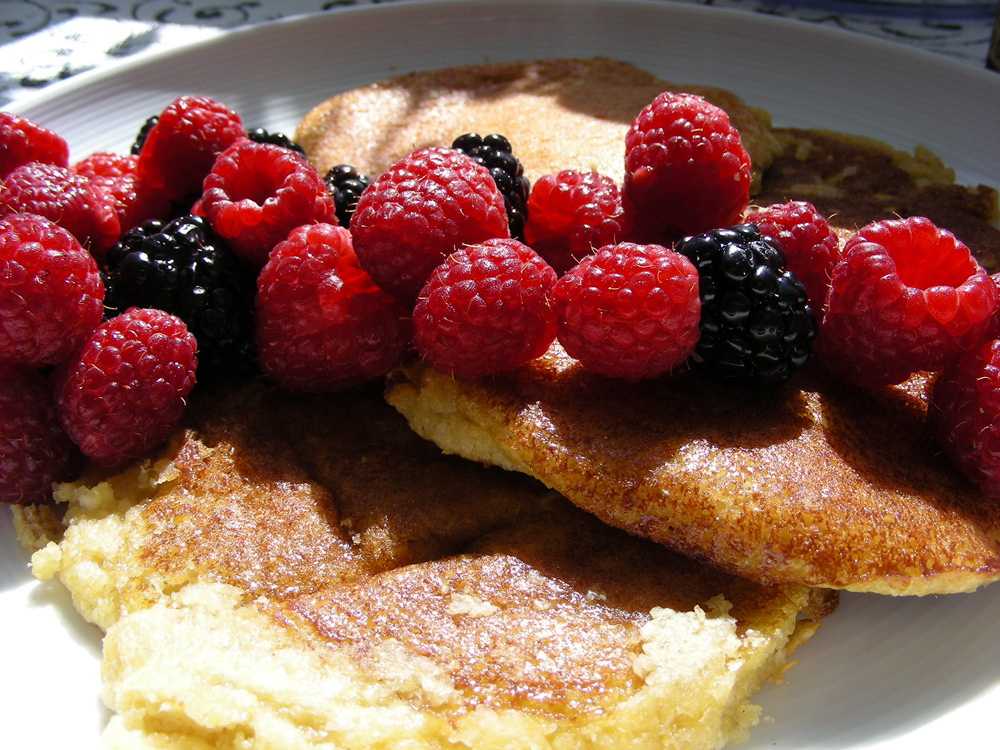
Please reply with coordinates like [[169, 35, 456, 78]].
[[17, 379, 833, 749], [295, 58, 1000, 595]]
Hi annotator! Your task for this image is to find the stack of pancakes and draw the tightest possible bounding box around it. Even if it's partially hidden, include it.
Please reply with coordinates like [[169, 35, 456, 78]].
[[16, 58, 1000, 749]]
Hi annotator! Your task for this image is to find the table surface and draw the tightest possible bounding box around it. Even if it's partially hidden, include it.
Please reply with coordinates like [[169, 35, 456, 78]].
[[1, 0, 997, 108]]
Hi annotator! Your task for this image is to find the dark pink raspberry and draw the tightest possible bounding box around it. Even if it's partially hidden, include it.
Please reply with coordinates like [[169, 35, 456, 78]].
[[624, 92, 751, 244], [136, 95, 244, 203], [0, 162, 121, 261], [928, 339, 1000, 499], [52, 307, 198, 468], [553, 242, 701, 381], [524, 169, 633, 276], [73, 151, 169, 234], [820, 216, 997, 388], [202, 139, 336, 268], [255, 223, 412, 392], [744, 201, 840, 323], [350, 146, 509, 304], [0, 112, 69, 179], [0, 213, 104, 367], [0, 365, 82, 505], [413, 238, 557, 379]]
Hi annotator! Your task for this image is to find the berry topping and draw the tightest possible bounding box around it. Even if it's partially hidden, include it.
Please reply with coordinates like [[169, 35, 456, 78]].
[[676, 223, 817, 386], [324, 164, 371, 229], [52, 307, 198, 468], [350, 146, 509, 304], [744, 201, 840, 324], [928, 339, 1000, 499], [135, 96, 245, 203], [820, 216, 997, 389], [624, 92, 751, 244], [246, 127, 306, 156], [255, 223, 412, 392], [0, 365, 82, 505], [73, 151, 170, 234], [524, 169, 633, 276], [0, 112, 69, 179], [103, 214, 256, 375], [452, 133, 530, 241], [201, 139, 336, 269], [413, 238, 557, 379], [553, 242, 700, 381], [0, 162, 121, 261], [0, 213, 104, 367]]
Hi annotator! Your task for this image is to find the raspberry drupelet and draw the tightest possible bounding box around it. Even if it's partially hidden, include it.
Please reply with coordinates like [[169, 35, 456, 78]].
[[413, 238, 558, 379], [820, 216, 997, 389], [0, 213, 105, 367], [524, 169, 633, 276], [350, 146, 510, 305], [552, 242, 701, 381], [0, 112, 69, 179], [624, 92, 751, 244], [73, 151, 170, 235], [52, 307, 198, 468], [255, 223, 413, 392]]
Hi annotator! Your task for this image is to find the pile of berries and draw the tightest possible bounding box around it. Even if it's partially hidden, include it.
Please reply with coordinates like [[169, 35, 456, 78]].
[[3, 87, 1000, 507]]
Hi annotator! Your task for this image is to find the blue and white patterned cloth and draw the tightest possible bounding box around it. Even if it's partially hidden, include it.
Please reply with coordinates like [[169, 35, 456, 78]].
[[0, 0, 997, 107]]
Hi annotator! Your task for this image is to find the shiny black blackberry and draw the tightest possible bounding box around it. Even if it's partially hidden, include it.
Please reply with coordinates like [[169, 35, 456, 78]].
[[131, 115, 158, 155], [324, 164, 371, 228], [675, 223, 817, 386], [247, 127, 306, 157], [452, 133, 530, 241], [103, 215, 256, 376]]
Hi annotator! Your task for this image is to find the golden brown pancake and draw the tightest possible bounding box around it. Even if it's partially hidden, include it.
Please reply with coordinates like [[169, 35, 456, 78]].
[[18, 379, 833, 749]]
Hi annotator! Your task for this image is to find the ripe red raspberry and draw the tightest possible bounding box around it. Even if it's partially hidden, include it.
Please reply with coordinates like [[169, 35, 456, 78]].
[[624, 92, 751, 244], [0, 112, 69, 179], [136, 95, 244, 203], [0, 213, 104, 367], [820, 216, 997, 388], [553, 242, 701, 381], [0, 365, 82, 505], [524, 169, 633, 276], [73, 151, 169, 234], [744, 201, 840, 323], [350, 146, 509, 304], [255, 223, 412, 392], [0, 162, 121, 261], [928, 339, 1000, 499], [202, 139, 336, 268], [413, 238, 557, 379], [52, 307, 198, 468]]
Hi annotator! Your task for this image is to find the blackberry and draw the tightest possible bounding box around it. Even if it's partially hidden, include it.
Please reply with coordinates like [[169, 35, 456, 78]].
[[675, 223, 817, 386], [131, 115, 158, 155], [103, 214, 256, 376], [247, 127, 306, 157], [452, 133, 530, 241], [324, 164, 371, 228]]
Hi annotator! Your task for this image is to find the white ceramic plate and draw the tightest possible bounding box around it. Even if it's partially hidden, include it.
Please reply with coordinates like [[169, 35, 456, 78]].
[[2, 1, 999, 748]]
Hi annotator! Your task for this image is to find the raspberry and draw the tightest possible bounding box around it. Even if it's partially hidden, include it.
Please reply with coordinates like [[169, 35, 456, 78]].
[[928, 339, 1000, 499], [0, 365, 82, 505], [0, 213, 104, 367], [452, 133, 530, 241], [524, 169, 633, 276], [0, 112, 69, 179], [202, 139, 337, 268], [675, 224, 817, 386], [413, 238, 557, 379], [323, 164, 371, 228], [255, 223, 412, 392], [52, 307, 198, 468], [350, 146, 509, 304], [0, 162, 121, 261], [73, 152, 170, 234], [624, 92, 751, 244], [820, 216, 997, 389], [553, 242, 700, 381], [136, 96, 245, 203], [744, 201, 840, 324]]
